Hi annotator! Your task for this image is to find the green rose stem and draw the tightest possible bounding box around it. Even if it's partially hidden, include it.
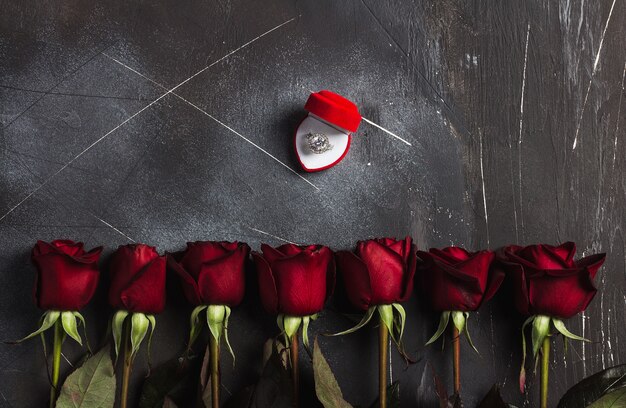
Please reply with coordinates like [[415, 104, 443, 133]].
[[209, 333, 220, 408], [378, 318, 389, 408], [49, 319, 64, 408], [329, 304, 406, 408], [540, 337, 550, 408], [120, 325, 133, 408], [452, 325, 461, 395], [291, 329, 300, 408]]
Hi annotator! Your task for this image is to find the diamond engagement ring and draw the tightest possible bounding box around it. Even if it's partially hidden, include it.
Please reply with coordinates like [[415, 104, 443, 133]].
[[305, 132, 333, 154]]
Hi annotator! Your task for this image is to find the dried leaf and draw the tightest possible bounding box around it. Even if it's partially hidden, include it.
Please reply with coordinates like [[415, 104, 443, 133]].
[[55, 347, 115, 408], [313, 338, 352, 408]]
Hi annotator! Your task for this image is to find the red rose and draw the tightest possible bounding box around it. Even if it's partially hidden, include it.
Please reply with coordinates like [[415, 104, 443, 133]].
[[31, 240, 102, 310], [336, 237, 416, 310], [417, 247, 501, 311], [168, 241, 250, 306], [497, 242, 605, 318], [109, 244, 166, 314], [253, 244, 335, 316]]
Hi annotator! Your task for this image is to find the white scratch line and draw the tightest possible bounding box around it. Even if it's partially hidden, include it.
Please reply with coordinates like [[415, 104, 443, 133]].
[[388, 337, 393, 384], [479, 131, 490, 247], [361, 117, 412, 146], [103, 54, 318, 190], [0, 18, 298, 224], [572, 0, 618, 150], [93, 215, 136, 242], [518, 23, 530, 238], [613, 62, 626, 167], [61, 353, 74, 367], [248, 227, 297, 244]]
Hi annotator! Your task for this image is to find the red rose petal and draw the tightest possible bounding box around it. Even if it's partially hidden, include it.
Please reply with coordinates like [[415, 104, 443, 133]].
[[197, 246, 248, 306], [358, 240, 404, 304], [120, 256, 167, 314], [33, 252, 99, 310], [167, 254, 202, 305], [271, 251, 328, 316], [576, 253, 606, 279], [180, 241, 230, 279], [528, 271, 597, 318], [399, 243, 416, 302]]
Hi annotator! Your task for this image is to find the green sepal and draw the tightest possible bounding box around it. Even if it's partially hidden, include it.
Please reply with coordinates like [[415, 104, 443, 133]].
[[188, 305, 207, 349], [391, 303, 406, 342], [378, 304, 394, 335], [462, 313, 479, 354], [277, 314, 285, 333], [283, 315, 302, 341], [451, 311, 466, 334], [130, 312, 150, 358], [328, 306, 377, 336], [112, 310, 129, 361], [553, 318, 589, 342], [277, 314, 289, 347], [223, 306, 235, 365], [302, 315, 311, 349], [73, 312, 91, 353], [39, 313, 48, 359], [425, 311, 450, 346], [146, 314, 156, 370], [532, 315, 551, 357], [61, 311, 82, 346], [207, 305, 226, 343], [14, 310, 61, 343], [519, 315, 536, 393]]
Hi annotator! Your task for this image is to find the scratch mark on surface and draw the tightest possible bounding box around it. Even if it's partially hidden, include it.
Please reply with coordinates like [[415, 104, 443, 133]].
[[600, 274, 606, 369], [202, 16, 298, 69], [179, 98, 319, 189], [581, 310, 587, 376], [0, 17, 300, 224], [362, 117, 412, 146], [388, 337, 393, 384], [572, 0, 618, 149], [0, 84, 154, 102], [613, 62, 626, 168], [2, 42, 116, 131], [247, 227, 297, 244], [61, 353, 74, 367], [359, 0, 476, 142], [479, 131, 490, 247], [517, 23, 530, 240], [103, 52, 318, 190], [92, 215, 135, 242]]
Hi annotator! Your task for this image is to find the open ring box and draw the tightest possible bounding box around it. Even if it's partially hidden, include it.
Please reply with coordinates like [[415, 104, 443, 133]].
[[294, 90, 362, 172]]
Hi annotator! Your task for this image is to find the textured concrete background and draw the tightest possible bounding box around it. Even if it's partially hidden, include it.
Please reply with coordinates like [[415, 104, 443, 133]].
[[0, 0, 624, 406]]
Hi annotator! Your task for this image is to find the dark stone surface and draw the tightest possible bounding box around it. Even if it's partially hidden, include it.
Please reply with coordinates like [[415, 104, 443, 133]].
[[1, 0, 624, 406]]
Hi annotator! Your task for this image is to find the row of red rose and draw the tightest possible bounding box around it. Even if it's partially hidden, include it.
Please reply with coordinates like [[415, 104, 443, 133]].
[[23, 237, 605, 408]]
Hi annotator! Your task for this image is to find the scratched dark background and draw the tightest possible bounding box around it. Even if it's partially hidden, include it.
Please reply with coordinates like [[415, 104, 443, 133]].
[[1, 0, 624, 407]]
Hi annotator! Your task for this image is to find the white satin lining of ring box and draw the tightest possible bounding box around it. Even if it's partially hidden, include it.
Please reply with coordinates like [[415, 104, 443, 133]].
[[295, 114, 350, 171]]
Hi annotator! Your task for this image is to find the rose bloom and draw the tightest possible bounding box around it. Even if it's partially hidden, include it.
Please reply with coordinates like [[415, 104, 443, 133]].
[[109, 244, 166, 314], [168, 241, 250, 306], [497, 242, 605, 318], [335, 237, 416, 310], [253, 244, 335, 316], [417, 247, 501, 311], [31, 240, 102, 310]]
